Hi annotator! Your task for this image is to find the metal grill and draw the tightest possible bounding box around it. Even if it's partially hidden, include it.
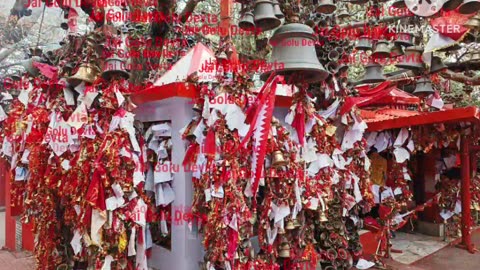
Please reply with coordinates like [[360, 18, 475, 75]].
[[15, 217, 22, 251]]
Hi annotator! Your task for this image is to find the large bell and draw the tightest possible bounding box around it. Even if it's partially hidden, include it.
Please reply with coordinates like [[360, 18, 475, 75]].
[[317, 0, 337, 14], [458, 0, 480, 14], [102, 56, 130, 80], [396, 46, 424, 70], [394, 32, 414, 47], [390, 44, 404, 57], [68, 63, 100, 86], [355, 35, 372, 51], [413, 77, 434, 96], [253, 0, 281, 32], [443, 0, 463, 10], [271, 150, 288, 168], [261, 23, 329, 83], [372, 40, 391, 59], [359, 62, 386, 84], [430, 56, 447, 74], [272, 0, 284, 19], [239, 11, 255, 30]]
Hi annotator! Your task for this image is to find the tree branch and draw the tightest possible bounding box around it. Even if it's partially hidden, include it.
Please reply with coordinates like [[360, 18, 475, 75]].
[[179, 0, 200, 24], [440, 70, 480, 85]]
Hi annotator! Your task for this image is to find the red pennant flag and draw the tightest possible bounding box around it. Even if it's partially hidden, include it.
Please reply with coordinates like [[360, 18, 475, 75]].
[[203, 128, 216, 157]]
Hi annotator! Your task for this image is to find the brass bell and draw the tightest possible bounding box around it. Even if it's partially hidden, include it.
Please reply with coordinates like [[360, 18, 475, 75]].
[[359, 62, 386, 84], [396, 46, 424, 70], [429, 56, 447, 74], [239, 11, 255, 30], [392, 0, 406, 8], [278, 227, 286, 234], [293, 218, 301, 228], [317, 0, 337, 14], [464, 14, 480, 29], [320, 211, 328, 222], [355, 35, 372, 51], [394, 32, 414, 47], [444, 0, 463, 10], [272, 0, 284, 19], [102, 56, 130, 80], [271, 150, 288, 168], [261, 23, 329, 83], [192, 102, 203, 112], [413, 77, 434, 96], [458, 0, 480, 14], [253, 0, 282, 32], [68, 63, 100, 86], [278, 242, 290, 258], [286, 220, 295, 230], [372, 40, 391, 59]]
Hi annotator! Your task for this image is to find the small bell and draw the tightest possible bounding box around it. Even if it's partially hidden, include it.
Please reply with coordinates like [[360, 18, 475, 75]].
[[293, 218, 301, 228], [336, 8, 350, 20], [355, 35, 372, 51], [325, 61, 338, 74], [253, 0, 282, 32], [278, 242, 291, 258], [286, 220, 295, 230], [413, 77, 434, 96], [272, 0, 284, 19], [316, 0, 337, 14], [327, 50, 340, 61], [458, 0, 480, 14], [429, 56, 447, 74], [239, 12, 255, 30], [192, 102, 203, 112], [278, 227, 286, 234], [68, 63, 100, 86], [102, 56, 130, 80], [271, 150, 288, 168], [372, 40, 391, 59], [320, 212, 328, 222]]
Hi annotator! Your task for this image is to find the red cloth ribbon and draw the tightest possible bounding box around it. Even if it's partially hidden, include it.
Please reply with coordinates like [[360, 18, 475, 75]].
[[291, 102, 305, 146], [32, 62, 58, 79]]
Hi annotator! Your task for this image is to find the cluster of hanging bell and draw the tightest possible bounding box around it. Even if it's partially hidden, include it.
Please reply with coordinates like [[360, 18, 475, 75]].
[[66, 31, 130, 87], [256, 0, 357, 84], [238, 0, 284, 32]]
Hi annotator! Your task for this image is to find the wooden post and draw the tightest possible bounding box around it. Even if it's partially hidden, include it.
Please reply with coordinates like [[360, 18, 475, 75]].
[[220, 0, 238, 63], [460, 135, 475, 253]]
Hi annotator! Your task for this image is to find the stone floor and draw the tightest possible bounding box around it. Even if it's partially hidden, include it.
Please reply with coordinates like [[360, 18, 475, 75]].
[[384, 229, 480, 270], [0, 250, 34, 270], [390, 232, 451, 264]]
